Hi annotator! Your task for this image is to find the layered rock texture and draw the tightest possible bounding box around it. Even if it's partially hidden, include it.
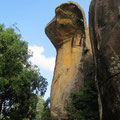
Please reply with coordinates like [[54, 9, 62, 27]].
[[45, 1, 91, 120], [89, 0, 120, 119]]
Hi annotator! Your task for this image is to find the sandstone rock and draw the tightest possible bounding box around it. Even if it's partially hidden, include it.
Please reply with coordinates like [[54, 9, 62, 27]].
[[45, 1, 91, 120], [89, 0, 120, 119]]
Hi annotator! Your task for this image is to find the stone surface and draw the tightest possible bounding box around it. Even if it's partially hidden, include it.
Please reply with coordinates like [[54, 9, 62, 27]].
[[45, 1, 91, 120], [89, 0, 120, 119]]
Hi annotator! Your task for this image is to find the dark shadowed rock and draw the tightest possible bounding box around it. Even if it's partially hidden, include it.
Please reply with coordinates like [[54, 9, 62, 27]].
[[89, 0, 120, 119]]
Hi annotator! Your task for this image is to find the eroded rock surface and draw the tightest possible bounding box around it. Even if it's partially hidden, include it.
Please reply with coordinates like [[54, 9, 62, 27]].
[[45, 1, 91, 120], [89, 0, 120, 119]]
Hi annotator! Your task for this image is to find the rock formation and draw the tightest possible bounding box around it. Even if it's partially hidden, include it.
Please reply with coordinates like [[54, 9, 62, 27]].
[[89, 0, 120, 119], [45, 1, 91, 120]]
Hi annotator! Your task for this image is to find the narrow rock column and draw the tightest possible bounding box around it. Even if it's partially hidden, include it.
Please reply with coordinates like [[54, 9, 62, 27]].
[[45, 2, 90, 120], [89, 0, 120, 119]]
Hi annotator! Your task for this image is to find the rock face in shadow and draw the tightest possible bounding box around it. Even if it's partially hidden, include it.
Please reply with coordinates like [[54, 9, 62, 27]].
[[45, 1, 91, 120], [89, 0, 120, 120]]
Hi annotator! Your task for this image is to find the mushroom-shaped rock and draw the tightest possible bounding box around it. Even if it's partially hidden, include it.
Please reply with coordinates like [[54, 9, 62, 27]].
[[45, 1, 91, 120], [89, 0, 120, 120]]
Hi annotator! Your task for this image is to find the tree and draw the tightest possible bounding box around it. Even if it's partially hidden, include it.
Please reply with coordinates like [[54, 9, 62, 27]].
[[40, 98, 53, 120], [0, 24, 48, 120], [65, 62, 99, 120], [35, 95, 44, 120], [34, 97, 53, 120]]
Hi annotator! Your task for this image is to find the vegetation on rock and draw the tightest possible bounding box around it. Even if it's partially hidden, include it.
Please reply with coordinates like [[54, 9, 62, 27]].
[[65, 62, 99, 120]]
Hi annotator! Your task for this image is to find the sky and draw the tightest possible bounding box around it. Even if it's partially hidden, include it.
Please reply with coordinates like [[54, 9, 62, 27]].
[[0, 0, 91, 100]]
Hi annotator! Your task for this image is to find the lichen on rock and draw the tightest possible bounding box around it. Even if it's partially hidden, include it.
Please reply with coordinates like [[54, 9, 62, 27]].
[[89, 0, 120, 119]]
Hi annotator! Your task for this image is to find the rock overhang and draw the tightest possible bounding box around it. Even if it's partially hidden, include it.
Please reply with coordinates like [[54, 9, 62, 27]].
[[45, 1, 87, 50]]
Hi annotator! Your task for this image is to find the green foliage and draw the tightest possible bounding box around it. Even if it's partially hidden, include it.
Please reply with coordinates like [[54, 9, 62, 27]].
[[0, 24, 48, 120], [40, 98, 53, 120], [35, 95, 44, 120], [65, 62, 99, 120], [34, 96, 53, 120]]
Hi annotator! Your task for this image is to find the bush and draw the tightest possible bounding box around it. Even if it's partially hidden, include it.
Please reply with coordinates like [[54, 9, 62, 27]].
[[65, 61, 99, 120]]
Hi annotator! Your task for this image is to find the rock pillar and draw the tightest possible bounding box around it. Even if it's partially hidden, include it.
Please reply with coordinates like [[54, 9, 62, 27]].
[[45, 1, 91, 119]]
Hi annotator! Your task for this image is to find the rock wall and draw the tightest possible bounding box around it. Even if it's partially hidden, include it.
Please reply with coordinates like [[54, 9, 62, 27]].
[[45, 1, 91, 120], [89, 0, 120, 120]]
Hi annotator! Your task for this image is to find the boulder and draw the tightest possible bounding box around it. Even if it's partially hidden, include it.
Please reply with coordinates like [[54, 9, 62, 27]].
[[45, 1, 91, 119], [89, 0, 120, 119]]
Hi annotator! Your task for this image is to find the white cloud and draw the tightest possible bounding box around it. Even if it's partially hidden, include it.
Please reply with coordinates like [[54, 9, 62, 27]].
[[28, 45, 55, 72]]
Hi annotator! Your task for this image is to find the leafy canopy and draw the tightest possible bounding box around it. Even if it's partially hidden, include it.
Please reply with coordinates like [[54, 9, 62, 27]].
[[0, 24, 48, 120], [40, 97, 53, 120]]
